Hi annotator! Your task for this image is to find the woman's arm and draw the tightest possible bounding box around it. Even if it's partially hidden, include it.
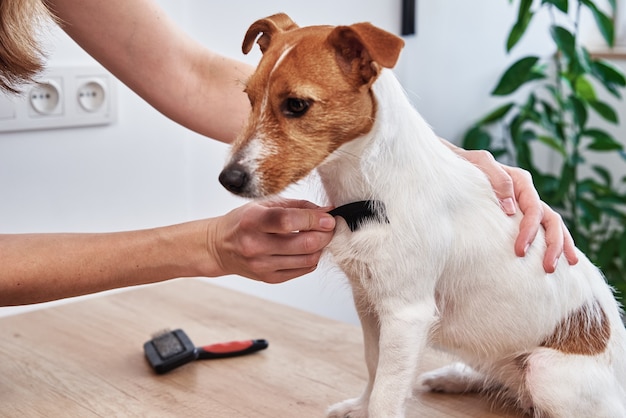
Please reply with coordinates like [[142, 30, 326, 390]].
[[0, 200, 336, 306], [46, 0, 252, 143]]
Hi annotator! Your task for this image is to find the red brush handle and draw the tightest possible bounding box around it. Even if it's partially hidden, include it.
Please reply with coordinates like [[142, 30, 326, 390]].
[[196, 339, 268, 359]]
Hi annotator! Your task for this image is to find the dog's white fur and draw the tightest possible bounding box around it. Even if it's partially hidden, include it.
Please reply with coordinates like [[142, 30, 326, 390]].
[[221, 15, 626, 418], [322, 69, 626, 417]]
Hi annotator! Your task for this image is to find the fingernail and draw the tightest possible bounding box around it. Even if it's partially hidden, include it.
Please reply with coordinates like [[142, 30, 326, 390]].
[[500, 198, 516, 215], [552, 258, 559, 271], [523, 243, 530, 256], [320, 215, 335, 230]]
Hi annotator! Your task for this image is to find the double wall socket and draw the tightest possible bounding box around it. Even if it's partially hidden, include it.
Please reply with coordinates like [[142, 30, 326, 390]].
[[0, 66, 116, 133]]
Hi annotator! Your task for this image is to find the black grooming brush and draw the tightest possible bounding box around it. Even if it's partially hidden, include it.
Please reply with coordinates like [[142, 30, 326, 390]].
[[328, 200, 389, 232], [144, 329, 268, 374]]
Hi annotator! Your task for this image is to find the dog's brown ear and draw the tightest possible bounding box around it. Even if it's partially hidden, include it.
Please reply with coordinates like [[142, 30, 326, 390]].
[[242, 13, 299, 55], [327, 23, 405, 85]]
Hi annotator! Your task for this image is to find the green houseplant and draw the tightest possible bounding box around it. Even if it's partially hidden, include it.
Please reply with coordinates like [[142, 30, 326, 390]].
[[463, 0, 626, 295]]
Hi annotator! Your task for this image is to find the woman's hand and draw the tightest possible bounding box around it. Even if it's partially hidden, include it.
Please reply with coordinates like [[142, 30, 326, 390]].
[[208, 199, 336, 283], [455, 148, 578, 273]]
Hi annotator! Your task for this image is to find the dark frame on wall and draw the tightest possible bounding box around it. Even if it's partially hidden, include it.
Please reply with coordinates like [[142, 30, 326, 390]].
[[401, 0, 416, 36]]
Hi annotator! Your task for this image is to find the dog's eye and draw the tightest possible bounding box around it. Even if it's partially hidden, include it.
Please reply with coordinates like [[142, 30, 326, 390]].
[[283, 98, 310, 117]]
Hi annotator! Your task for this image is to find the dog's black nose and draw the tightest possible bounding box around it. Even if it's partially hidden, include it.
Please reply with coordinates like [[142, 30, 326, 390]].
[[219, 165, 249, 194]]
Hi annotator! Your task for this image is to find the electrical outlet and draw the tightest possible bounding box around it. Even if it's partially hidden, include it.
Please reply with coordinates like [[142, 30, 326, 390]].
[[77, 79, 106, 113], [28, 78, 63, 117], [0, 66, 116, 133]]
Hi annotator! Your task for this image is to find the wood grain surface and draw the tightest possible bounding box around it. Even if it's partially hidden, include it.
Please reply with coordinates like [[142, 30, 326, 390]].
[[0, 279, 526, 417]]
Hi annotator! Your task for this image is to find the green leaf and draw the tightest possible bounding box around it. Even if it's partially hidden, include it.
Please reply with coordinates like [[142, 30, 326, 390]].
[[463, 126, 492, 150], [591, 59, 626, 98], [583, 128, 624, 151], [541, 0, 568, 13], [536, 173, 561, 201], [592, 165, 613, 186], [537, 135, 566, 156], [575, 46, 593, 74], [478, 103, 515, 124], [575, 232, 591, 254], [581, 0, 615, 47], [538, 100, 566, 142], [597, 195, 626, 207], [574, 76, 596, 100], [492, 56, 544, 96], [541, 176, 562, 204], [509, 118, 537, 171], [593, 60, 626, 86], [597, 236, 619, 268], [588, 139, 624, 151], [507, 15, 534, 52], [540, 100, 554, 120], [588, 99, 619, 123], [521, 93, 541, 123], [579, 198, 603, 223], [492, 148, 509, 159], [567, 95, 588, 130], [507, 0, 534, 51], [555, 162, 574, 202], [551, 26, 576, 61], [576, 178, 603, 195]]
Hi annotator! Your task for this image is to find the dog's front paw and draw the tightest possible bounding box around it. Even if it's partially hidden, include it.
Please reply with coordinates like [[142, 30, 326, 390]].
[[327, 397, 367, 418], [418, 362, 484, 394]]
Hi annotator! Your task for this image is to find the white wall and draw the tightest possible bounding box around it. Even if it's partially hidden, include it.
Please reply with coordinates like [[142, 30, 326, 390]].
[[1, 1, 624, 322]]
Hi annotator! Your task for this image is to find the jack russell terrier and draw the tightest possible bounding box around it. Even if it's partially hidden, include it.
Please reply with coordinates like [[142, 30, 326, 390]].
[[219, 13, 626, 418]]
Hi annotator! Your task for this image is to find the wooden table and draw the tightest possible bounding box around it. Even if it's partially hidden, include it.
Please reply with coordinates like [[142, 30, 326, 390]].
[[0, 280, 525, 417]]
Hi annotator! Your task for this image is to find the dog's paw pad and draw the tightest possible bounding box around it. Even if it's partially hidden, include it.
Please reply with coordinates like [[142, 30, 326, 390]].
[[418, 362, 482, 394], [327, 398, 367, 418]]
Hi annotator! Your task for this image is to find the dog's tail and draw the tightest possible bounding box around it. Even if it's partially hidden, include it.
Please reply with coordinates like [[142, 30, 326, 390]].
[[0, 0, 54, 94]]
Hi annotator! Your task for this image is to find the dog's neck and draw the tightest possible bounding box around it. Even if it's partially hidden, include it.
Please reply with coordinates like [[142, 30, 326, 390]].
[[317, 136, 374, 206], [317, 70, 450, 209]]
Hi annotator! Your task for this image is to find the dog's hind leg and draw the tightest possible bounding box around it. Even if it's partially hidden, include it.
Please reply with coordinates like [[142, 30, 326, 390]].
[[418, 362, 488, 394], [524, 348, 626, 418], [419, 358, 537, 413]]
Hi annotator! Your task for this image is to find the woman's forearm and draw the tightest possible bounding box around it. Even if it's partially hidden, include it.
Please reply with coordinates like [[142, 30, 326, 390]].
[[0, 200, 337, 306], [0, 220, 215, 306], [46, 0, 252, 143]]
